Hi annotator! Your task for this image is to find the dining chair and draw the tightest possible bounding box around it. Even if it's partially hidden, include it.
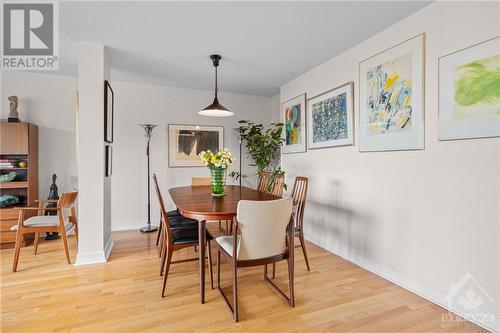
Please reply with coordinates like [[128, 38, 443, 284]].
[[153, 175, 214, 297], [11, 190, 78, 272], [258, 171, 285, 197], [291, 176, 309, 270], [215, 198, 295, 322]]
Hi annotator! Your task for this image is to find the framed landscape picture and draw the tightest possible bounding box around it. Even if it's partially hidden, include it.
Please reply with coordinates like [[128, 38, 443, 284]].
[[358, 33, 425, 152], [168, 124, 223, 167], [307, 82, 354, 149], [282, 94, 306, 153], [439, 36, 500, 141], [104, 80, 114, 143]]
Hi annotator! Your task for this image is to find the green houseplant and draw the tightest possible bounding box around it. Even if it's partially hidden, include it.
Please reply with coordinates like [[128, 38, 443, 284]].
[[230, 120, 285, 189]]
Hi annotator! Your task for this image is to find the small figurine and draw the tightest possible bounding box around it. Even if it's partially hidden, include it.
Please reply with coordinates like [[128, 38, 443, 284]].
[[8, 96, 20, 123], [45, 174, 60, 240]]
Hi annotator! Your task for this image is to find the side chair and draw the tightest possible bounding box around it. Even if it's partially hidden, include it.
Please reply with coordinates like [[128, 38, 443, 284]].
[[11, 190, 78, 272]]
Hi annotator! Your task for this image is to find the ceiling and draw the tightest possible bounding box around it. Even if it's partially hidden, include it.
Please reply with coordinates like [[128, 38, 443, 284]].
[[58, 1, 431, 96]]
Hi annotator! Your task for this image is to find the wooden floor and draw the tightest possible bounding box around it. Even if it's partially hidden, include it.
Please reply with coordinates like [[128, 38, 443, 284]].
[[1, 228, 484, 333]]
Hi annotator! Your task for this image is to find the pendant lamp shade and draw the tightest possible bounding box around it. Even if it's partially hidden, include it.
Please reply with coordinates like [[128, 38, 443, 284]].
[[199, 54, 233, 117]]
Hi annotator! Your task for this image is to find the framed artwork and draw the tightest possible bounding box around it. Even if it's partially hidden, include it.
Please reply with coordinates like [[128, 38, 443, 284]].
[[358, 33, 425, 152], [168, 124, 223, 167], [439, 36, 500, 141], [105, 145, 112, 177], [104, 80, 114, 143], [307, 82, 354, 149], [282, 94, 306, 153]]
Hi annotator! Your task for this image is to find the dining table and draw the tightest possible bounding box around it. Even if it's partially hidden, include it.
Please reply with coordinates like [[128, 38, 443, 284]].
[[168, 185, 280, 304]]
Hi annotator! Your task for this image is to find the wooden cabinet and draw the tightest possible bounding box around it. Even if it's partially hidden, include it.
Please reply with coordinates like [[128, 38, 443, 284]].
[[0, 121, 38, 249]]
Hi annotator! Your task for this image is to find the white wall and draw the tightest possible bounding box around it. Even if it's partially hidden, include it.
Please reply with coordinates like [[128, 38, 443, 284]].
[[279, 1, 499, 330], [110, 81, 272, 230], [1, 72, 78, 197], [1, 71, 273, 232]]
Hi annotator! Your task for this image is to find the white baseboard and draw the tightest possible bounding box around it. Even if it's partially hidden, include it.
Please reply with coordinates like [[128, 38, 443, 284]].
[[75, 237, 114, 266], [306, 235, 499, 333]]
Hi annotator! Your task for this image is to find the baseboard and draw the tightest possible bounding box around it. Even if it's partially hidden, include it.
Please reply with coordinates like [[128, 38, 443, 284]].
[[306, 235, 499, 332], [75, 237, 114, 266]]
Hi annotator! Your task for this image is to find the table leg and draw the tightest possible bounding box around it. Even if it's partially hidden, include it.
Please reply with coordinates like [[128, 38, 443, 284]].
[[199, 220, 206, 304]]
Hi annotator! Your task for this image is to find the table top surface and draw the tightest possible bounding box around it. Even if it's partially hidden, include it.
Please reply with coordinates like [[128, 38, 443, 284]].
[[169, 185, 280, 221]]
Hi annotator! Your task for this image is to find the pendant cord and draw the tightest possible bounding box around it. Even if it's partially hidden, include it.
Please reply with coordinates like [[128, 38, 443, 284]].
[[214, 66, 218, 99]]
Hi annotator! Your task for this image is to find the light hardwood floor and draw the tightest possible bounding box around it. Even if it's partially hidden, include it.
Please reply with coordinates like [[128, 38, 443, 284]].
[[1, 228, 484, 333]]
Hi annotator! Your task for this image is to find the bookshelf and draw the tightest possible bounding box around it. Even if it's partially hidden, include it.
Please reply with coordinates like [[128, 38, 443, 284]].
[[0, 121, 38, 249]]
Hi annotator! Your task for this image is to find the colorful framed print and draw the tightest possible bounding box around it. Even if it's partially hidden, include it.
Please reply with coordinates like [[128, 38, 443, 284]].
[[439, 36, 500, 141], [168, 124, 223, 167], [307, 82, 354, 149], [282, 94, 306, 153], [358, 33, 425, 151]]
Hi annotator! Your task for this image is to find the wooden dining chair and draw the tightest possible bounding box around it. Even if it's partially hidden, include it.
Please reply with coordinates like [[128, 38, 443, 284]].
[[215, 198, 295, 322], [291, 176, 309, 270], [11, 190, 78, 272], [258, 171, 285, 197], [153, 175, 214, 297]]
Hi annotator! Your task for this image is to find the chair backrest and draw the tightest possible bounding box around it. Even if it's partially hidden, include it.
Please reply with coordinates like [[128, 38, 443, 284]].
[[258, 172, 285, 197], [291, 176, 308, 231], [236, 197, 293, 260], [192, 177, 211, 186], [152, 174, 172, 245], [57, 190, 78, 208]]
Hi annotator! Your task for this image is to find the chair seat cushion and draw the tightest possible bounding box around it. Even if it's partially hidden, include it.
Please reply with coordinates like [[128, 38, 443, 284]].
[[216, 235, 241, 257], [172, 228, 213, 245], [167, 210, 181, 218], [10, 215, 69, 231], [168, 215, 198, 230]]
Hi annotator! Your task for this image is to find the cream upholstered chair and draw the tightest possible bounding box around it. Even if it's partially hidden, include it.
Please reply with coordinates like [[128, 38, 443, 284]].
[[11, 190, 78, 272], [215, 198, 295, 321]]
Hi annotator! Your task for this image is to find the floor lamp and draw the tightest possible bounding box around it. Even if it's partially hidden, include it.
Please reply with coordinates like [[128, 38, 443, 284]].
[[140, 124, 158, 233]]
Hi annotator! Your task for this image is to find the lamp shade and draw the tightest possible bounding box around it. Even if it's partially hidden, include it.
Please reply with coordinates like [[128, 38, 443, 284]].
[[198, 96, 234, 117]]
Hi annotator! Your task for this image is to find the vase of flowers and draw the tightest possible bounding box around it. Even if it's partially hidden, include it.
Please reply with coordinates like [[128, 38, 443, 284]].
[[199, 149, 234, 196]]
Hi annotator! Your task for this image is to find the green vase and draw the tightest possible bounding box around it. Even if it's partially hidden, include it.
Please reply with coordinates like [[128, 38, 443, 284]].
[[210, 167, 226, 196]]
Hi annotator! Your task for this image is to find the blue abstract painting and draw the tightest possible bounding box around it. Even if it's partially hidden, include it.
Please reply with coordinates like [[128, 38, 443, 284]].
[[311, 92, 348, 143]]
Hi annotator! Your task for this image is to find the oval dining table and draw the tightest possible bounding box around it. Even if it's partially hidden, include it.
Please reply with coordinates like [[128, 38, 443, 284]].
[[168, 185, 280, 304]]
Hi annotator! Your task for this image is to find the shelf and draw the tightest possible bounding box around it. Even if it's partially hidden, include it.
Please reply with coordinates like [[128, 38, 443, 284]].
[[0, 181, 28, 189]]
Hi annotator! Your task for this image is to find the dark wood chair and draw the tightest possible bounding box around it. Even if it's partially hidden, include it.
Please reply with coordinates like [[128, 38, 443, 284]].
[[153, 174, 213, 297], [11, 190, 78, 272], [258, 171, 285, 197], [215, 198, 295, 322]]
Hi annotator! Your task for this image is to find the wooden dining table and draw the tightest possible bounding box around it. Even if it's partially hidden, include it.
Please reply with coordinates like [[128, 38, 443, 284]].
[[168, 185, 279, 304]]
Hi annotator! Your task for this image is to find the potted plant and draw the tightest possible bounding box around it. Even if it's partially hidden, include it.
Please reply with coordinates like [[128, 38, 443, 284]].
[[230, 120, 285, 189], [199, 148, 234, 196]]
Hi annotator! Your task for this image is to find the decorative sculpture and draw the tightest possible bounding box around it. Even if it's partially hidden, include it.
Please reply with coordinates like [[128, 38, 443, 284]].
[[8, 96, 20, 123], [45, 174, 60, 240]]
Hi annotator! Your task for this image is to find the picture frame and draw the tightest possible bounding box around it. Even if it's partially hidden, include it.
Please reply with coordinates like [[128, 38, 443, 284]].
[[438, 36, 500, 141], [105, 145, 112, 177], [104, 80, 114, 143], [168, 124, 224, 167], [307, 82, 354, 149], [358, 33, 425, 152], [281, 94, 307, 154]]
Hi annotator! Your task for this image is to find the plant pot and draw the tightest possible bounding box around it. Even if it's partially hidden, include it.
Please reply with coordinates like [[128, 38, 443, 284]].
[[210, 167, 226, 196]]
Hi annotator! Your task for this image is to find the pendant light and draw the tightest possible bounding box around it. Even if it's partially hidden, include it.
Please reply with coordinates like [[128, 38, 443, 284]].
[[199, 54, 233, 117]]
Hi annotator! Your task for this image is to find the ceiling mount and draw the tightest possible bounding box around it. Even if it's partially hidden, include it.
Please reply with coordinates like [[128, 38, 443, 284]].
[[210, 54, 221, 67]]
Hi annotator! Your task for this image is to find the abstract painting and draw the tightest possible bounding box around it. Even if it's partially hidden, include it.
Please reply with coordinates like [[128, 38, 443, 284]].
[[307, 82, 354, 149], [282, 94, 306, 153], [359, 34, 425, 151], [439, 36, 500, 140], [168, 124, 223, 167]]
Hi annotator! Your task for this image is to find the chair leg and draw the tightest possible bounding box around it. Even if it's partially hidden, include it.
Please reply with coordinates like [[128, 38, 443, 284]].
[[216, 249, 221, 288], [207, 241, 214, 289], [232, 262, 239, 322], [272, 262, 276, 279], [12, 230, 23, 272], [59, 223, 71, 264], [298, 232, 310, 271], [33, 232, 40, 255], [161, 248, 172, 298], [160, 243, 168, 276], [74, 224, 79, 244], [156, 213, 162, 246], [158, 228, 164, 257], [287, 257, 295, 307], [225, 220, 229, 235]]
